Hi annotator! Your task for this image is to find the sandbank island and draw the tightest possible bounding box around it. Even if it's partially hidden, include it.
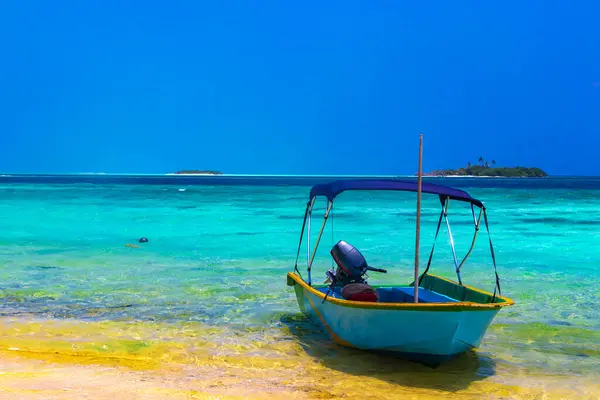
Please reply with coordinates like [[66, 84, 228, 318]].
[[421, 158, 548, 177], [171, 170, 223, 175]]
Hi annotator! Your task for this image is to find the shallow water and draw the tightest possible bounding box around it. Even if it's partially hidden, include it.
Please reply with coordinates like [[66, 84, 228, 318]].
[[0, 176, 599, 398]]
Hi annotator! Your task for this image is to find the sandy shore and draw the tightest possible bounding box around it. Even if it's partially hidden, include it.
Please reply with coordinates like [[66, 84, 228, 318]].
[[1, 346, 598, 400], [0, 317, 598, 399], [0, 355, 316, 400], [0, 354, 590, 400]]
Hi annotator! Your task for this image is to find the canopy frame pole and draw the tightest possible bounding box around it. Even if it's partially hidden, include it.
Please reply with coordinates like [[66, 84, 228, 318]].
[[443, 198, 462, 285], [414, 134, 423, 303], [307, 200, 333, 286], [418, 204, 445, 285], [293, 201, 312, 277], [456, 207, 483, 274], [306, 198, 315, 285], [330, 200, 334, 270], [483, 208, 502, 302]]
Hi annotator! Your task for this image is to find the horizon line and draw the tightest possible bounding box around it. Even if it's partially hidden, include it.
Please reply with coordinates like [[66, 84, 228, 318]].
[[0, 172, 593, 178]]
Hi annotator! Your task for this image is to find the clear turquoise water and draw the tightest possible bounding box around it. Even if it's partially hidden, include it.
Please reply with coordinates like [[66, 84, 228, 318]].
[[0, 176, 599, 396]]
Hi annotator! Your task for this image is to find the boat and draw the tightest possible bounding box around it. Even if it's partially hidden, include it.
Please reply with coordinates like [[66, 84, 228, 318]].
[[286, 136, 514, 366]]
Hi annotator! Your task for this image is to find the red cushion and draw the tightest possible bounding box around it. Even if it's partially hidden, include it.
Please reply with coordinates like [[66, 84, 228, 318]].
[[346, 292, 378, 302]]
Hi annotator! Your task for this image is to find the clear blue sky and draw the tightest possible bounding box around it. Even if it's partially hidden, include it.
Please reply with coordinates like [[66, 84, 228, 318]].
[[1, 1, 598, 175]]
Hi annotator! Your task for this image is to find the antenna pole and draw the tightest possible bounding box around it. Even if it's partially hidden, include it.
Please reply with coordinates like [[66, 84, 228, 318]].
[[414, 134, 423, 303]]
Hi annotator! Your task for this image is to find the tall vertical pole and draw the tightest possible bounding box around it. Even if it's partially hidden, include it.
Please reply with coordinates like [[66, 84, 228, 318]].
[[307, 201, 312, 285], [414, 134, 423, 303]]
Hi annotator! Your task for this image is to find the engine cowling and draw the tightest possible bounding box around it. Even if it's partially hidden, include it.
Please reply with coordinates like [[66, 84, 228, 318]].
[[330, 240, 368, 286]]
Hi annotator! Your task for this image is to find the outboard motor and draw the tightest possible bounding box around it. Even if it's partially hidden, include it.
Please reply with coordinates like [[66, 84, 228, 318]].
[[328, 240, 387, 302], [330, 240, 369, 286]]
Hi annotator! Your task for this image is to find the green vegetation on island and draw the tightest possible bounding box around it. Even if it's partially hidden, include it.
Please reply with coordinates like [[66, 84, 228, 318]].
[[423, 157, 548, 177], [174, 170, 223, 175]]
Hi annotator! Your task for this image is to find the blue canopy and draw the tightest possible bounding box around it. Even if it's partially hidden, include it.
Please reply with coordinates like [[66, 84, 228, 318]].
[[309, 179, 484, 207]]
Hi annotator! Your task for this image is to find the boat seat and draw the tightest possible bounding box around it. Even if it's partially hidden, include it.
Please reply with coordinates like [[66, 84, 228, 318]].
[[397, 287, 458, 303], [376, 287, 458, 303], [376, 288, 411, 302]]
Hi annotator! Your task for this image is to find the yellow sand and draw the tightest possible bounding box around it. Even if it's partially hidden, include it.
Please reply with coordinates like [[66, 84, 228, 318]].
[[0, 317, 597, 399]]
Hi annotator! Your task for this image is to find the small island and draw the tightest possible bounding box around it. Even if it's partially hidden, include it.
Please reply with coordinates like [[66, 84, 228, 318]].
[[173, 170, 223, 175], [422, 157, 548, 177]]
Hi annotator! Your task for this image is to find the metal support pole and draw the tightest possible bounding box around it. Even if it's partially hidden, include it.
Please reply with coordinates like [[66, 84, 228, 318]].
[[308, 200, 332, 286], [456, 207, 483, 274], [443, 200, 462, 285], [414, 134, 423, 303], [307, 198, 314, 285]]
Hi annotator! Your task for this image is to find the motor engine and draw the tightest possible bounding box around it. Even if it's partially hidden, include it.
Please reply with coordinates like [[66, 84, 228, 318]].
[[325, 240, 387, 302], [329, 240, 370, 286]]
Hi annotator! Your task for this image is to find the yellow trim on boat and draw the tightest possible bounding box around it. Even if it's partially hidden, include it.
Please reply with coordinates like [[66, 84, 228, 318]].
[[303, 289, 356, 348], [287, 272, 514, 311]]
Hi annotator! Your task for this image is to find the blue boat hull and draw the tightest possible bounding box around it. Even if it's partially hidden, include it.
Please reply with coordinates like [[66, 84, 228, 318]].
[[288, 273, 505, 365]]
